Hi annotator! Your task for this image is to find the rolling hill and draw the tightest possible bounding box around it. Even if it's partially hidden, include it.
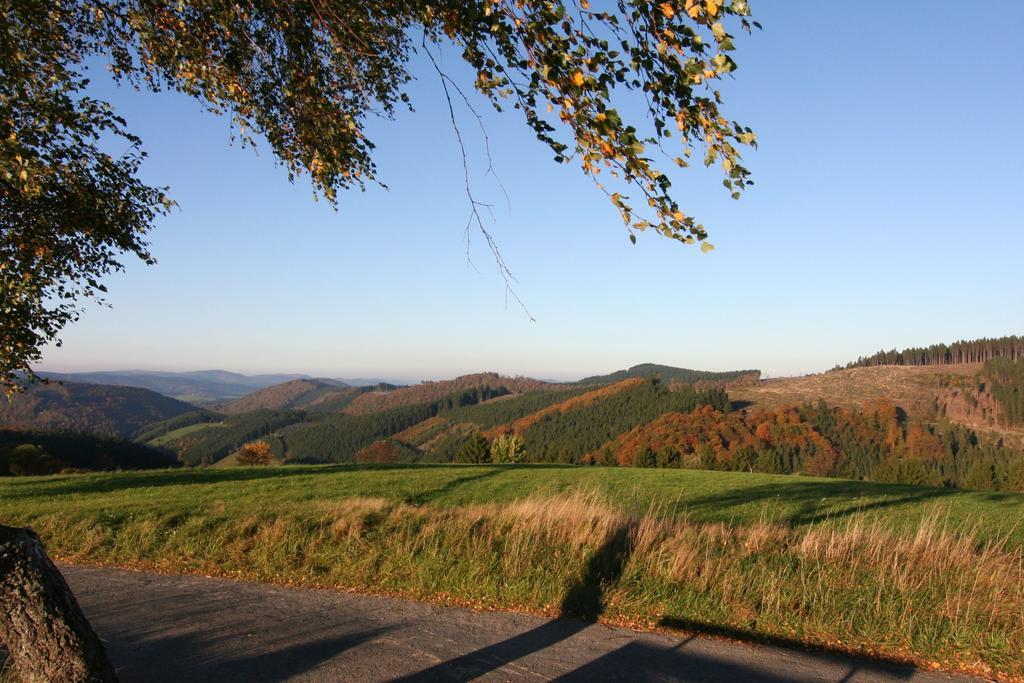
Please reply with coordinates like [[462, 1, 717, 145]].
[[730, 365, 978, 417], [731, 362, 1024, 444], [341, 373, 565, 415], [0, 381, 198, 439], [578, 363, 760, 386], [220, 378, 358, 414]]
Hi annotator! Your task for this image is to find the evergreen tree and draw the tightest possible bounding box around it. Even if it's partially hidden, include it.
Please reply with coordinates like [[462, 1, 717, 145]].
[[457, 433, 492, 464]]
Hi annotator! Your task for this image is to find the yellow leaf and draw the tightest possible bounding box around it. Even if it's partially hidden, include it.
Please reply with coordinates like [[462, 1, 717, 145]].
[[571, 71, 585, 87], [700, 241, 715, 253], [706, 0, 719, 16], [660, 3, 675, 19], [673, 210, 685, 221]]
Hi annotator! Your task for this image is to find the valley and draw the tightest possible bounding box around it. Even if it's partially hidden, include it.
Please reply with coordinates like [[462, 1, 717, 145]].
[[4, 336, 1024, 680]]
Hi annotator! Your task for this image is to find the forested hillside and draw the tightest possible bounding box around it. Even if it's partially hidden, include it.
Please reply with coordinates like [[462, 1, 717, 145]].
[[0, 381, 197, 438], [157, 410, 308, 466], [0, 430, 177, 475], [578, 363, 759, 385], [498, 380, 731, 463], [342, 373, 562, 414], [844, 335, 1024, 368], [594, 402, 1024, 491], [358, 379, 729, 465], [18, 352, 1024, 494], [156, 386, 510, 465], [979, 357, 1024, 427]]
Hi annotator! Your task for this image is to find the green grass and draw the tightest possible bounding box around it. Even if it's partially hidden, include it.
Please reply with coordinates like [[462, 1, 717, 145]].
[[210, 452, 286, 468], [3, 465, 1022, 545], [171, 394, 225, 406], [2, 465, 1022, 680], [144, 422, 224, 447]]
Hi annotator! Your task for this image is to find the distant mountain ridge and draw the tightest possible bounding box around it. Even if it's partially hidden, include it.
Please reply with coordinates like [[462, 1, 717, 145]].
[[34, 370, 411, 405], [578, 363, 761, 386], [36, 370, 313, 405]]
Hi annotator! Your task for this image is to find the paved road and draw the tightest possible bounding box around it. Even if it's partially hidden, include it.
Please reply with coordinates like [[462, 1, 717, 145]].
[[62, 565, 977, 683]]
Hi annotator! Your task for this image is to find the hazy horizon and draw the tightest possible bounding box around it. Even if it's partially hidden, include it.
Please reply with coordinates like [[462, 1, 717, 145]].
[[34, 360, 770, 385]]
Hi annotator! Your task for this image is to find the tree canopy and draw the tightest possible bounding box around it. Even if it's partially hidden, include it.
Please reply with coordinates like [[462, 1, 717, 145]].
[[1, 0, 759, 391]]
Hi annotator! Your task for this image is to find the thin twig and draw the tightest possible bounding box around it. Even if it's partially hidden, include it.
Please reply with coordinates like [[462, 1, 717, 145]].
[[422, 39, 534, 321]]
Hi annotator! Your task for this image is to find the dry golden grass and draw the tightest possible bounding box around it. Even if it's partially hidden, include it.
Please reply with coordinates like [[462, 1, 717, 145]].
[[22, 490, 1024, 680], [731, 365, 981, 417]]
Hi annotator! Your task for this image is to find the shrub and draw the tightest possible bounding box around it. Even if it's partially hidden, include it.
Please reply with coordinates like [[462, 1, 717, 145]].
[[236, 441, 273, 466], [3, 444, 65, 476], [490, 433, 526, 464]]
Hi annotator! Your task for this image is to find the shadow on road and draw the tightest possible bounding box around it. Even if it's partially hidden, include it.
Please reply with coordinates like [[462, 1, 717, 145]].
[[393, 521, 637, 681], [109, 627, 388, 682], [555, 636, 918, 682], [394, 516, 924, 682], [69, 560, 939, 683]]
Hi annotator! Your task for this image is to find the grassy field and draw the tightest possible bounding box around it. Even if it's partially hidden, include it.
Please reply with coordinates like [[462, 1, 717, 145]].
[[144, 421, 223, 447], [2, 465, 1022, 679]]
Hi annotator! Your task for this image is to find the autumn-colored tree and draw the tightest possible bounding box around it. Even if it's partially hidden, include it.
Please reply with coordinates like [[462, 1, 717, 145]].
[[235, 440, 273, 466], [355, 439, 401, 464]]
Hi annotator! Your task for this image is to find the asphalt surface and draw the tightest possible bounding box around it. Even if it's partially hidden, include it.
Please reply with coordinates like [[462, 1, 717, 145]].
[[61, 564, 979, 683]]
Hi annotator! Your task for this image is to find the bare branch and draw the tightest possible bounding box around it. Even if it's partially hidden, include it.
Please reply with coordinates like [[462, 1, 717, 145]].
[[422, 39, 534, 322]]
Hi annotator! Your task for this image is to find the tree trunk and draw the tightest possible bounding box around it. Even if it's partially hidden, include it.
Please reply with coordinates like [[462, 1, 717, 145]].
[[0, 524, 117, 682]]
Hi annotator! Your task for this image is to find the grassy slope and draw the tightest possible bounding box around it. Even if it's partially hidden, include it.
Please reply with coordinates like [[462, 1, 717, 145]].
[[4, 466, 1022, 679], [3, 465, 1023, 544], [145, 422, 224, 447]]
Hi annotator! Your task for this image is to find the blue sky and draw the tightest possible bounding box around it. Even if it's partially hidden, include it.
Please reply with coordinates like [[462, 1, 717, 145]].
[[38, 2, 1024, 381]]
